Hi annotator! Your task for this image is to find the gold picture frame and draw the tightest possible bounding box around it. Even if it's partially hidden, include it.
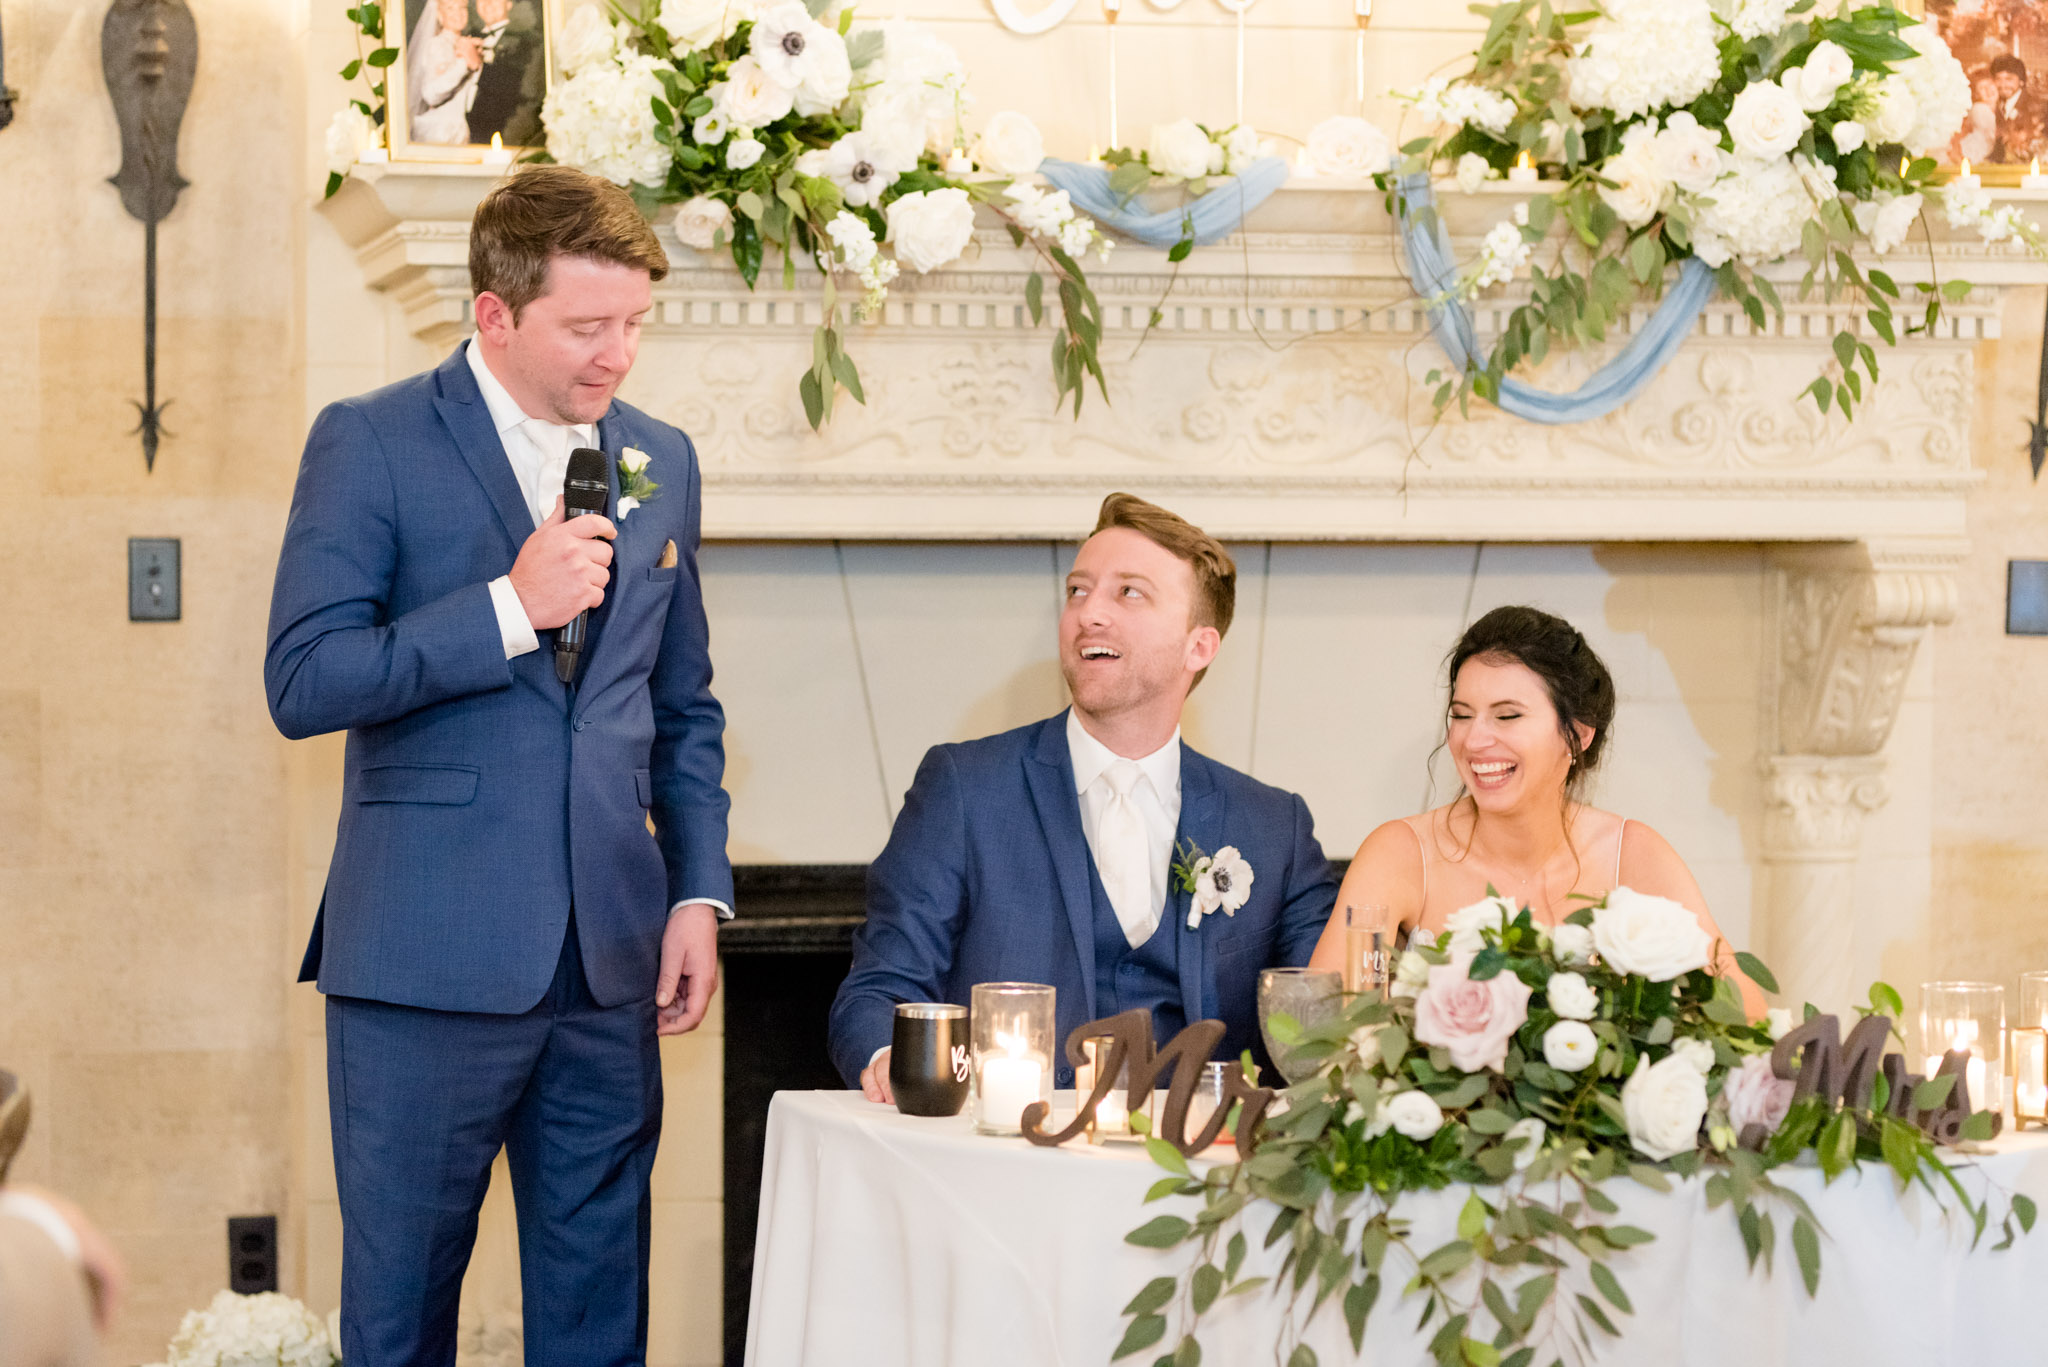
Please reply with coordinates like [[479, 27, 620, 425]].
[[384, 0, 555, 162], [1915, 0, 2048, 184]]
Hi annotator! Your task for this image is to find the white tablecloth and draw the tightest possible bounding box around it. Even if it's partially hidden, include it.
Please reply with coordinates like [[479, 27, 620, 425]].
[[745, 1091, 2048, 1367]]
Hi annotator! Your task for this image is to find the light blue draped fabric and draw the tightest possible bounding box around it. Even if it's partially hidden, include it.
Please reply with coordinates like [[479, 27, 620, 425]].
[[1396, 173, 1716, 425], [1038, 155, 1292, 249]]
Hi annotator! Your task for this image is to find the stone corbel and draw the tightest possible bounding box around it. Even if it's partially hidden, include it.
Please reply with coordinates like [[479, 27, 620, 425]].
[[1760, 543, 1960, 1012]]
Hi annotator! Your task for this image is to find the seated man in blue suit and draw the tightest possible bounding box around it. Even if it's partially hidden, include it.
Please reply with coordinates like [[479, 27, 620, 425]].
[[266, 166, 731, 1366], [829, 494, 1339, 1100]]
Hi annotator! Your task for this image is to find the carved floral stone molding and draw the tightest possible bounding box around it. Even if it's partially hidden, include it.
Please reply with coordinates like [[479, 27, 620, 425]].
[[318, 168, 2035, 541]]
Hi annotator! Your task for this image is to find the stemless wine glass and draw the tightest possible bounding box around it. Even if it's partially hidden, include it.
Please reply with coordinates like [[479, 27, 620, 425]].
[[1258, 967, 1343, 1085], [1342, 904, 1390, 995], [889, 1003, 970, 1118]]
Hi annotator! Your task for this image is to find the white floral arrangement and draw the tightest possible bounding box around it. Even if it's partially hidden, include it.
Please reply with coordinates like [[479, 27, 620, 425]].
[[147, 1290, 338, 1367], [1389, 0, 2048, 421], [536, 0, 1112, 428]]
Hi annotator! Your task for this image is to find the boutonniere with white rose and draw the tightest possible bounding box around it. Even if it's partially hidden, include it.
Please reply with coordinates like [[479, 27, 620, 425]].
[[1169, 839, 1253, 930], [616, 448, 660, 520]]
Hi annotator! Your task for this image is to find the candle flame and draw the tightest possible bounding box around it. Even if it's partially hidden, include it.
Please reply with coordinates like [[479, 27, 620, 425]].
[[1515, 149, 1533, 171], [2035, 157, 2042, 177], [1294, 147, 1313, 173], [1087, 143, 1102, 163], [1960, 157, 1972, 178], [491, 132, 505, 152], [994, 1029, 1028, 1057], [1104, 0, 1120, 13], [1900, 153, 1909, 177], [1355, 0, 1371, 16]]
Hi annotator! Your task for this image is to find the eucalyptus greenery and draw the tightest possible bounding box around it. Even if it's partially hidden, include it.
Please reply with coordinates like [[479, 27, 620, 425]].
[[1390, 0, 2033, 422], [1117, 897, 2034, 1367], [328, 2, 400, 199]]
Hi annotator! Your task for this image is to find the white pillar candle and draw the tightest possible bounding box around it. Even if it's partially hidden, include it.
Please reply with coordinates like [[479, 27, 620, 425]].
[[979, 1055, 1043, 1132]]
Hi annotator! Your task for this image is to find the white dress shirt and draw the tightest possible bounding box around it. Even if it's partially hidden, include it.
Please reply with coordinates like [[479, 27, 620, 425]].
[[465, 340, 730, 922], [1068, 710, 1182, 948], [467, 336, 594, 661]]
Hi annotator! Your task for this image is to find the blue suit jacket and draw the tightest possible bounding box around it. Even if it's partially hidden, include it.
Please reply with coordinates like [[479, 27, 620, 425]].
[[827, 713, 1339, 1086], [265, 346, 733, 1014]]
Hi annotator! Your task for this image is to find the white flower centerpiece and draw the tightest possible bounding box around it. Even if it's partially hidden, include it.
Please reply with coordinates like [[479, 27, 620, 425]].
[[537, 0, 1113, 428], [1387, 0, 2048, 421], [146, 1290, 338, 1367], [1114, 889, 2035, 1366]]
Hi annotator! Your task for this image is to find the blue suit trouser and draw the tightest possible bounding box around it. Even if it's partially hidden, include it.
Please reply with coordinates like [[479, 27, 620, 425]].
[[326, 920, 662, 1367]]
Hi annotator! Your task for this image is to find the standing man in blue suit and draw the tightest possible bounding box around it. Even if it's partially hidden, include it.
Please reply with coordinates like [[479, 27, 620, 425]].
[[266, 166, 732, 1366], [829, 495, 1339, 1099]]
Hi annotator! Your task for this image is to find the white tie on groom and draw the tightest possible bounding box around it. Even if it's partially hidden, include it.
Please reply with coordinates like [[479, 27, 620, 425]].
[[1096, 759, 1158, 947]]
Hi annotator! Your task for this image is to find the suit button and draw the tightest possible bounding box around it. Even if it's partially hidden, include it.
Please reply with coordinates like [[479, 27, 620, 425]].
[[572, 719, 586, 732]]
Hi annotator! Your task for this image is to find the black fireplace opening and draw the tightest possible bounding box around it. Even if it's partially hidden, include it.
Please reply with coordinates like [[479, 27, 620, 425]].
[[720, 865, 866, 1367]]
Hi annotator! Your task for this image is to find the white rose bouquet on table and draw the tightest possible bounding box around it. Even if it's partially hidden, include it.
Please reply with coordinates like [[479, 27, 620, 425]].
[[523, 1, 1110, 428], [1116, 889, 2033, 1367], [1386, 0, 2048, 422]]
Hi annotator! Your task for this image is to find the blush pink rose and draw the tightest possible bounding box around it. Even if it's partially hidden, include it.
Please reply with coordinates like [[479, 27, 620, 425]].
[[1723, 1054, 1795, 1137], [1411, 956, 1533, 1073]]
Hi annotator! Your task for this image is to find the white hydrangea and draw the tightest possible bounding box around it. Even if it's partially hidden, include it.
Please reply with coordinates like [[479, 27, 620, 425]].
[[1403, 77, 1516, 136], [1466, 203, 1532, 294], [543, 50, 673, 188], [164, 1291, 336, 1367], [851, 18, 970, 156], [1894, 20, 1971, 157], [1691, 155, 1811, 267], [1728, 0, 1795, 41], [821, 211, 899, 313], [1565, 0, 1721, 120]]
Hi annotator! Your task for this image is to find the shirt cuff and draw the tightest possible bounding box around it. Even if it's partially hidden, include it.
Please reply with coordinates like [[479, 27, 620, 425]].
[[0, 1191, 82, 1265], [669, 898, 733, 922], [869, 1045, 890, 1071], [487, 576, 540, 659]]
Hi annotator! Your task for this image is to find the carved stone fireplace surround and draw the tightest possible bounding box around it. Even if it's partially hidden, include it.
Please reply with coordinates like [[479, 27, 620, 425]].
[[322, 166, 2045, 1010]]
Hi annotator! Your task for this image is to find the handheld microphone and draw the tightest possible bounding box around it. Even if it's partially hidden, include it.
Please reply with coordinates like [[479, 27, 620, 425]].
[[554, 446, 611, 684]]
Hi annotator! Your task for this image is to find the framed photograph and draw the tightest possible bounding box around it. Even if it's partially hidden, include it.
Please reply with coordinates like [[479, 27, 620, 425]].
[[1920, 0, 2048, 181], [384, 0, 553, 161]]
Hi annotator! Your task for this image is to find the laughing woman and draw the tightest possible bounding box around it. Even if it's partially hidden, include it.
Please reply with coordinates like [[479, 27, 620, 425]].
[[1308, 605, 1762, 1014]]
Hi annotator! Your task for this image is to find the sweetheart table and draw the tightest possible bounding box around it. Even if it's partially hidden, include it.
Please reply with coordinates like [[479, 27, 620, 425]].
[[744, 1090, 2048, 1367]]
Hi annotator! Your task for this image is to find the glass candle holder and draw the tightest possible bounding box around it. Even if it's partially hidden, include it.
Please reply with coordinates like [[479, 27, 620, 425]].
[[1185, 1060, 1231, 1140], [2014, 972, 2048, 1126], [1919, 981, 2006, 1120], [970, 982, 1055, 1136], [1342, 905, 1389, 996]]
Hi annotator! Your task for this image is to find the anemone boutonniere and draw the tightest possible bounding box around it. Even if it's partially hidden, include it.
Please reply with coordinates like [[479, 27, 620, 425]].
[[1171, 840, 1254, 930], [616, 447, 660, 520]]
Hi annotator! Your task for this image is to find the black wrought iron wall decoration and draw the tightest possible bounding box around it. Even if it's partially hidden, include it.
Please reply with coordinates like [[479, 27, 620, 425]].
[[102, 0, 196, 472], [1, 4, 19, 131]]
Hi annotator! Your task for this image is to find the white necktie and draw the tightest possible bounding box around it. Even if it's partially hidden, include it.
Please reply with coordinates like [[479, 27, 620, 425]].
[[523, 418, 575, 527], [1097, 759, 1158, 948]]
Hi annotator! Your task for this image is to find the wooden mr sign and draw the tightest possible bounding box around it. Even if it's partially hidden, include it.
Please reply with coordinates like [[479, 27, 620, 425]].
[[1752, 1012, 2000, 1149], [1020, 1010, 1275, 1157]]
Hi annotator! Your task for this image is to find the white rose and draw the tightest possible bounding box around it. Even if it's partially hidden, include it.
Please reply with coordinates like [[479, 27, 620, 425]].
[[1384, 1089, 1445, 1140], [673, 195, 734, 251], [726, 135, 764, 170], [1765, 1007, 1795, 1040], [885, 187, 977, 273], [1549, 922, 1594, 966], [1442, 895, 1516, 956], [1349, 1023, 1382, 1068], [972, 111, 1046, 177], [1455, 151, 1492, 195], [1545, 971, 1599, 1021], [1870, 78, 1918, 145], [325, 104, 378, 176], [1621, 1053, 1709, 1161], [1391, 948, 1431, 999], [620, 447, 652, 474], [1504, 1116, 1546, 1170], [1670, 1037, 1715, 1075], [716, 55, 796, 129], [1597, 146, 1666, 228], [1542, 1020, 1598, 1072], [1305, 115, 1391, 178], [1221, 123, 1264, 176], [1726, 79, 1811, 160], [658, 0, 745, 51], [1592, 887, 1712, 982], [1784, 40, 1853, 113], [556, 3, 620, 75], [1149, 117, 1215, 180], [1653, 111, 1724, 194], [1831, 119, 1867, 155], [794, 28, 852, 117]]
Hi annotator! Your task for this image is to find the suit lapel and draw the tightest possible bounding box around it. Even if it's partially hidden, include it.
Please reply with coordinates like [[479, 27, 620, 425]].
[[431, 346, 533, 558], [1022, 714, 1099, 1022], [1174, 746, 1227, 1028]]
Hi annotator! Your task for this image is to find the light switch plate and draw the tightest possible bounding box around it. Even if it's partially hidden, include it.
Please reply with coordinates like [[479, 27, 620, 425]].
[[2010, 560, 2048, 636], [129, 537, 180, 621]]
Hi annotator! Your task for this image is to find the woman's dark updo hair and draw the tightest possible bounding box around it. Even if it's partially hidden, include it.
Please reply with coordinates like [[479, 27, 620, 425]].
[[1447, 606, 1617, 793]]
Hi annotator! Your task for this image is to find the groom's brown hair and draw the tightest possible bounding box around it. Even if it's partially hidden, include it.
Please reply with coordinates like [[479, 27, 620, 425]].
[[470, 165, 668, 321], [1091, 493, 1236, 638]]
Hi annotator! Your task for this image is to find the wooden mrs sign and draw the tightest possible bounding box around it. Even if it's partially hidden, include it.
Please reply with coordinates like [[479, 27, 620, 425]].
[[1754, 1012, 2001, 1149], [1019, 1010, 1277, 1157]]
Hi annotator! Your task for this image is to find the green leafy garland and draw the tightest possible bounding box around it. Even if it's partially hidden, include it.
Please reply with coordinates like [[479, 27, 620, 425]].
[[329, 3, 399, 199], [1116, 897, 2034, 1367]]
